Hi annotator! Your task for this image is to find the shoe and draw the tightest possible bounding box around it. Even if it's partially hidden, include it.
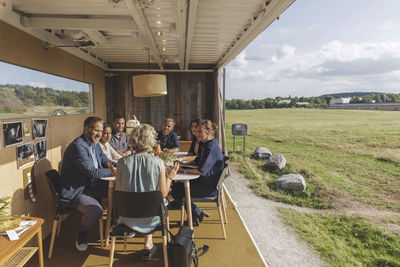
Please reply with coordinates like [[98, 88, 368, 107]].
[[142, 244, 159, 261], [198, 210, 210, 223], [193, 215, 200, 226], [75, 231, 88, 252]]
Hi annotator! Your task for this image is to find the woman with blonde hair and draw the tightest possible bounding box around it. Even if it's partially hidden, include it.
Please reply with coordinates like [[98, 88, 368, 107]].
[[109, 123, 179, 260], [171, 119, 224, 225]]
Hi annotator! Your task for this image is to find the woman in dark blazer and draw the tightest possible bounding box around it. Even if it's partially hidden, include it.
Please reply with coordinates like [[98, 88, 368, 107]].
[[171, 119, 224, 225]]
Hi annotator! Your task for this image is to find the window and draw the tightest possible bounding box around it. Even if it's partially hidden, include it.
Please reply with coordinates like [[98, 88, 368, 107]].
[[0, 61, 92, 119]]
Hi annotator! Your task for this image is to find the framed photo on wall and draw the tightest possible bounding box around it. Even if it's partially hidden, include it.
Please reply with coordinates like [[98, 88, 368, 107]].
[[2, 121, 23, 147], [34, 139, 47, 162], [16, 142, 35, 168], [23, 123, 30, 136], [32, 118, 48, 139]]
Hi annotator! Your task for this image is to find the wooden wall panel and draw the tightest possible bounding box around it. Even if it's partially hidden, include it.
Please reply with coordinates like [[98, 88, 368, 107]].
[[106, 71, 216, 140]]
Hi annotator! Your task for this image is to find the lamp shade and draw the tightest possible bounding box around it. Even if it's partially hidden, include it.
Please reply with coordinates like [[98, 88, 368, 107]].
[[132, 74, 167, 97]]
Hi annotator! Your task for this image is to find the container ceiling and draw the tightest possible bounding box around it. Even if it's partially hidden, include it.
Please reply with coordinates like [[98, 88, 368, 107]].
[[0, 0, 295, 71]]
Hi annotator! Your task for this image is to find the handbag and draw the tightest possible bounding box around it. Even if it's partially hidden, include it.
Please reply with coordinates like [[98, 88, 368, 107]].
[[168, 226, 209, 267]]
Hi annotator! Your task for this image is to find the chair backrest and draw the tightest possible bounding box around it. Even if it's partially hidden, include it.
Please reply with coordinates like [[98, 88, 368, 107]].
[[216, 165, 229, 190], [45, 169, 61, 197], [112, 190, 164, 220]]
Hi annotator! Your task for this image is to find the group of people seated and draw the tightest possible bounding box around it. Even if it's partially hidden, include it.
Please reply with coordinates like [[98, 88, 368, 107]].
[[58, 115, 225, 261]]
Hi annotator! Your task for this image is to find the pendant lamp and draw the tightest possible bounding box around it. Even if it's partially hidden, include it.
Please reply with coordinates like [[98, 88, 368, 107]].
[[132, 48, 167, 97]]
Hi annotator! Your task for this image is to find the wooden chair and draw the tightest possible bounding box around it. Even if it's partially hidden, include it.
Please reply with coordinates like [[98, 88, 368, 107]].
[[108, 190, 169, 267], [44, 169, 104, 258], [180, 165, 230, 239]]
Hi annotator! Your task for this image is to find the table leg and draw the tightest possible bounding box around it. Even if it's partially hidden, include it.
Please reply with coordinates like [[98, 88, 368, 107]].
[[37, 228, 44, 267], [105, 180, 114, 247], [184, 180, 193, 230]]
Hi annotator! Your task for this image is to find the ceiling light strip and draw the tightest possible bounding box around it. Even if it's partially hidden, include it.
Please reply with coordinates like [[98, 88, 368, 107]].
[[123, 0, 164, 70], [184, 0, 198, 70], [109, 68, 214, 72], [176, 0, 186, 70]]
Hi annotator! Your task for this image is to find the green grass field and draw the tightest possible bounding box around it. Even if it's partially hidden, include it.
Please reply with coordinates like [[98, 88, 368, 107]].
[[0, 105, 89, 119], [225, 109, 400, 211], [280, 208, 400, 267], [225, 109, 400, 266]]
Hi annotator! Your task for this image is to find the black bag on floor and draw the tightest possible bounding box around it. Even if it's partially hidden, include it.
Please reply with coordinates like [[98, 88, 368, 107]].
[[168, 226, 209, 267]]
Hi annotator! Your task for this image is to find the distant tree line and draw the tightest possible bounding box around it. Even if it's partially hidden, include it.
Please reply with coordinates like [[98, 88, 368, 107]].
[[226, 92, 400, 110], [349, 93, 400, 104], [0, 84, 89, 113], [226, 96, 333, 109]]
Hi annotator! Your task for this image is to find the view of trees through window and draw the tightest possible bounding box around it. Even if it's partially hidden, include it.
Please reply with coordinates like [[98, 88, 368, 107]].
[[0, 61, 92, 119]]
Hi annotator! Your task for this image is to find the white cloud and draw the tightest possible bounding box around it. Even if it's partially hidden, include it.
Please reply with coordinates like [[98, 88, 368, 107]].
[[28, 82, 47, 88], [227, 41, 400, 98], [272, 44, 296, 62]]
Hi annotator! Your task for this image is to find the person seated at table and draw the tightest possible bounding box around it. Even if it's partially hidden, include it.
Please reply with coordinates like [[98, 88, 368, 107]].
[[157, 118, 180, 153], [100, 124, 122, 164], [109, 123, 179, 261], [59, 116, 115, 252], [110, 115, 133, 157], [170, 119, 224, 226], [182, 119, 201, 161]]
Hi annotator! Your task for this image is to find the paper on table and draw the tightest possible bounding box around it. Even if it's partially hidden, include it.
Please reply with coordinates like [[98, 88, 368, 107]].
[[0, 220, 37, 238]]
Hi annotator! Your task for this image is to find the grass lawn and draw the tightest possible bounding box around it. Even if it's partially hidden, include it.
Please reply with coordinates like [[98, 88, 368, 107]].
[[0, 105, 89, 119], [225, 109, 400, 210], [280, 208, 400, 267]]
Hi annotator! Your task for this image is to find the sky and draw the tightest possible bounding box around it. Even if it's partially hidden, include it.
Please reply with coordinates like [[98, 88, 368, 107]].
[[225, 0, 400, 99], [0, 61, 89, 92]]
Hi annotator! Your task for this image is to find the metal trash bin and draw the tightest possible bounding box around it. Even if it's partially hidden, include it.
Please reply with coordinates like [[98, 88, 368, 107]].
[[231, 124, 247, 154]]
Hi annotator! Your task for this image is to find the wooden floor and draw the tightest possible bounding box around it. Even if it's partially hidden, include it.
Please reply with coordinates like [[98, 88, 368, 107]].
[[26, 194, 265, 267]]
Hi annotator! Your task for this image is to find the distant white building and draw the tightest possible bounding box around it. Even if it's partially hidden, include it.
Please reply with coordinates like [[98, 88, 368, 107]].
[[295, 102, 310, 107], [330, 97, 351, 105], [278, 99, 291, 104]]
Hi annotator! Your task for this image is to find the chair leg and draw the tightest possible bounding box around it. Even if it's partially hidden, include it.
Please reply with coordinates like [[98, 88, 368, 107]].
[[99, 218, 104, 248], [180, 205, 185, 226], [56, 215, 63, 236], [221, 190, 228, 224], [218, 205, 226, 239], [109, 236, 116, 267], [162, 234, 169, 267], [48, 219, 58, 258], [123, 232, 127, 252], [166, 216, 170, 242]]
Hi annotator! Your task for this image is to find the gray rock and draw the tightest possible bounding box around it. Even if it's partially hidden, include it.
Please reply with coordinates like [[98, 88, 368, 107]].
[[265, 153, 286, 170], [253, 147, 272, 159], [276, 174, 306, 191]]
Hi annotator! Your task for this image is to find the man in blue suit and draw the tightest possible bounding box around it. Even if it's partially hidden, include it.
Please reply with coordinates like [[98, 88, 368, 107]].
[[60, 116, 114, 251]]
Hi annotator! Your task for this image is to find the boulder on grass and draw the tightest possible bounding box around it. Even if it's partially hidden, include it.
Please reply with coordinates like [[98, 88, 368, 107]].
[[276, 174, 306, 191], [265, 153, 286, 170], [253, 147, 272, 159]]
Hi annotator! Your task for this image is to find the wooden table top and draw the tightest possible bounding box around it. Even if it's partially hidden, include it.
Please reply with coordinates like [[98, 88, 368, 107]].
[[0, 217, 44, 263], [173, 173, 200, 181]]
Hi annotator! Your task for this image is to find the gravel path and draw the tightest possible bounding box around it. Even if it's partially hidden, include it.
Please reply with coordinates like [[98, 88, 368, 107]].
[[224, 165, 323, 267]]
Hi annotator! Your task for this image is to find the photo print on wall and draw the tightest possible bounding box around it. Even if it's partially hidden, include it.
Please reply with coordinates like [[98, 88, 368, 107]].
[[34, 139, 47, 162], [16, 142, 35, 168], [2, 121, 23, 147], [23, 123, 30, 136], [32, 119, 47, 139]]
